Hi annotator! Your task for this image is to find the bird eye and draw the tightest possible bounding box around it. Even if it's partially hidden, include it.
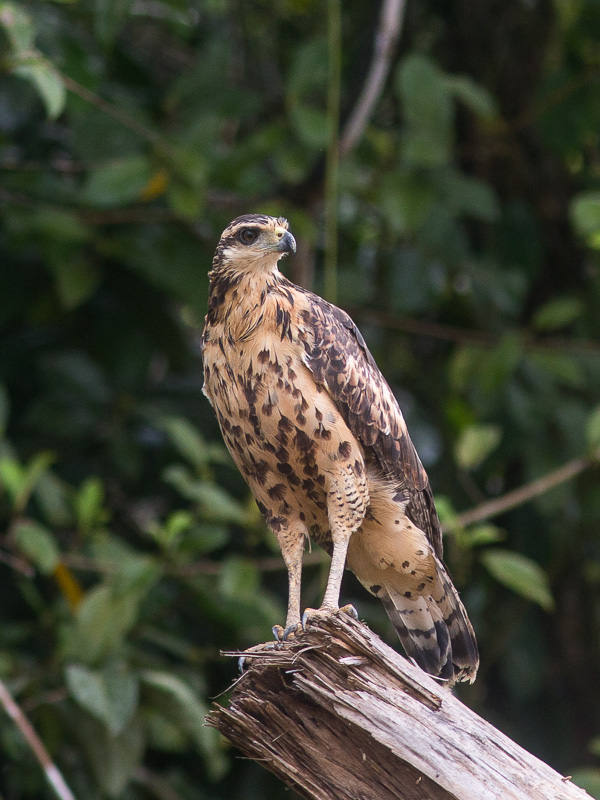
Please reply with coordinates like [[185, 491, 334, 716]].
[[238, 228, 259, 245]]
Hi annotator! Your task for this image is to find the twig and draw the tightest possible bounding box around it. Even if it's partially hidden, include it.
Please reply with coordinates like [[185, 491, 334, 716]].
[[351, 306, 498, 346], [133, 766, 182, 800], [0, 187, 243, 225], [0, 158, 91, 172], [60, 549, 328, 577], [169, 550, 327, 576], [507, 62, 600, 133], [339, 0, 406, 157], [0, 547, 35, 577], [58, 72, 170, 154], [63, 452, 594, 576], [63, 450, 595, 578], [77, 207, 181, 225], [0, 678, 76, 800], [22, 689, 69, 714], [324, 0, 342, 303], [449, 455, 592, 530], [349, 306, 600, 356]]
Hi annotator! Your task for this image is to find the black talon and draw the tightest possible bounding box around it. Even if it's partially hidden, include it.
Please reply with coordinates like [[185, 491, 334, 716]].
[[282, 623, 299, 641], [341, 603, 359, 620], [272, 624, 285, 642]]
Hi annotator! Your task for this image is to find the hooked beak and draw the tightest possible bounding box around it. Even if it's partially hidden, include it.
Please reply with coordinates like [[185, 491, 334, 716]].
[[276, 230, 296, 255]]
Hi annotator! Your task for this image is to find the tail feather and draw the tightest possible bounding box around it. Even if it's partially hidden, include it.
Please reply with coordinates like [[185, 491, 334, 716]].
[[381, 590, 454, 681], [381, 560, 479, 684]]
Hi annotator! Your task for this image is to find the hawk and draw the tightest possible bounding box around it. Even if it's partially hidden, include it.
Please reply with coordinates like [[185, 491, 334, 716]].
[[202, 214, 478, 683]]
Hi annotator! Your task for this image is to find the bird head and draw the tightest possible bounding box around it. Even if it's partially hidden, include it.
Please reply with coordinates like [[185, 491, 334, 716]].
[[211, 214, 296, 276]]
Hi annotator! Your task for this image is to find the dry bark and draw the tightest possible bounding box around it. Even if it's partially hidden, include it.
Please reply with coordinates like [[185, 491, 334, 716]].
[[207, 613, 591, 800]]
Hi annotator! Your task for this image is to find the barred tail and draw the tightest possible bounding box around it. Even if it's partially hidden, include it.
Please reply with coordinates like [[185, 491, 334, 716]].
[[381, 561, 479, 684]]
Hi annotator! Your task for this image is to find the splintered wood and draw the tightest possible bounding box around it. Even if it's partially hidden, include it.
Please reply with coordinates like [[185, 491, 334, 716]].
[[207, 614, 591, 800]]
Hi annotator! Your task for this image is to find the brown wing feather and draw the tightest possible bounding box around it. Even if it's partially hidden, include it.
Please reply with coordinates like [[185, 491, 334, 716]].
[[297, 291, 443, 559]]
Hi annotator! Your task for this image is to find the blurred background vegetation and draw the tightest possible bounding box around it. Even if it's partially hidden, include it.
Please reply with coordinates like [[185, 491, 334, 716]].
[[1, 0, 600, 797]]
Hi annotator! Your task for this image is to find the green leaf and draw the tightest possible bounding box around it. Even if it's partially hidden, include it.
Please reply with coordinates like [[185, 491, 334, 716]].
[[528, 352, 585, 389], [0, 451, 54, 512], [459, 524, 505, 548], [219, 556, 259, 598], [82, 156, 154, 208], [141, 670, 227, 780], [72, 708, 145, 798], [289, 105, 330, 148], [194, 482, 250, 525], [66, 665, 114, 723], [74, 477, 105, 533], [47, 254, 100, 310], [13, 519, 60, 574], [34, 472, 73, 527], [439, 169, 500, 221], [586, 405, 600, 452], [532, 297, 583, 331], [0, 2, 35, 50], [66, 663, 139, 736], [287, 37, 328, 98], [168, 147, 207, 189], [159, 416, 211, 470], [402, 130, 450, 169], [20, 452, 55, 512], [570, 191, 600, 239], [443, 74, 498, 118], [481, 548, 554, 611], [396, 54, 454, 166], [159, 509, 194, 545], [163, 465, 249, 524], [93, 0, 135, 47], [397, 54, 451, 128], [432, 495, 459, 528], [12, 58, 66, 119], [448, 346, 486, 393], [116, 557, 162, 595], [379, 172, 436, 234], [66, 583, 144, 663], [455, 424, 502, 469], [181, 522, 230, 555], [478, 332, 523, 394], [166, 180, 204, 220], [42, 351, 111, 404], [0, 457, 24, 503], [31, 209, 91, 243]]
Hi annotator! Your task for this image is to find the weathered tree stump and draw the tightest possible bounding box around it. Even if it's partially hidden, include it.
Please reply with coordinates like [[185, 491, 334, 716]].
[[207, 613, 591, 800]]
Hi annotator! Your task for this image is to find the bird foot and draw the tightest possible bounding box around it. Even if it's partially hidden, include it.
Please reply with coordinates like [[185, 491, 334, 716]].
[[238, 607, 359, 670], [237, 638, 282, 673], [272, 623, 302, 642], [237, 623, 301, 671], [301, 603, 359, 630]]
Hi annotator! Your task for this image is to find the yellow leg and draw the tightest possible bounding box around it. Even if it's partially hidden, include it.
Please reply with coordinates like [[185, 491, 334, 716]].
[[273, 524, 305, 639], [320, 535, 350, 610], [302, 527, 358, 628]]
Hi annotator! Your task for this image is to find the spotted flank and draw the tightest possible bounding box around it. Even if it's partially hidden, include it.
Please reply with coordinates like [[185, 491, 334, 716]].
[[202, 214, 479, 684]]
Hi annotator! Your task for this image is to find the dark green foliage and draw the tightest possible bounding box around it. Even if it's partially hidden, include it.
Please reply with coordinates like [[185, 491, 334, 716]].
[[1, 1, 600, 797]]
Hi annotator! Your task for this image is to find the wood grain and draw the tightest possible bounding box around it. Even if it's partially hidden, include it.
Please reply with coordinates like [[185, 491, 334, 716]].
[[207, 614, 590, 800]]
